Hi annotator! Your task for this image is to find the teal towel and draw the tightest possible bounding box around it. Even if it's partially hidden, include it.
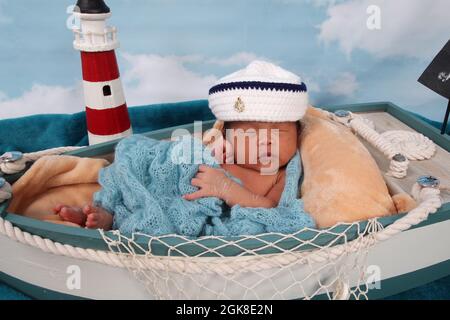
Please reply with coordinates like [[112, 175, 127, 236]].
[[0, 100, 214, 153], [93, 134, 315, 237]]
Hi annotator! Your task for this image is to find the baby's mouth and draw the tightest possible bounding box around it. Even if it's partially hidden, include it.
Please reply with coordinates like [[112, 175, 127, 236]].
[[258, 151, 274, 164]]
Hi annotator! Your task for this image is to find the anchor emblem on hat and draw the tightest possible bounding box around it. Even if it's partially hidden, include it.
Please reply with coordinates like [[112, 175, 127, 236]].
[[234, 97, 245, 113]]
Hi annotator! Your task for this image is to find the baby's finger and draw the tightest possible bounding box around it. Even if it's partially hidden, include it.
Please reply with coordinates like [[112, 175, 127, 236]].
[[195, 172, 206, 179], [198, 164, 211, 172], [183, 190, 205, 201], [191, 178, 204, 187]]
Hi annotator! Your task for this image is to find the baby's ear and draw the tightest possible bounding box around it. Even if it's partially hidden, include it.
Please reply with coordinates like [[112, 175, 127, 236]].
[[214, 120, 224, 131], [202, 120, 224, 145]]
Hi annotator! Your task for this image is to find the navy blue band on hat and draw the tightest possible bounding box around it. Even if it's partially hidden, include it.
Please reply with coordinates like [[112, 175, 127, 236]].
[[209, 81, 307, 95]]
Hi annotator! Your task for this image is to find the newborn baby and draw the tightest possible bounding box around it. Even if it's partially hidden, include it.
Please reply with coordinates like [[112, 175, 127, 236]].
[[54, 61, 309, 231], [53, 121, 300, 229]]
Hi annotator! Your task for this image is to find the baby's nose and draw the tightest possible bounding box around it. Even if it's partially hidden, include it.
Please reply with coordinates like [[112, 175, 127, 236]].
[[259, 135, 272, 146]]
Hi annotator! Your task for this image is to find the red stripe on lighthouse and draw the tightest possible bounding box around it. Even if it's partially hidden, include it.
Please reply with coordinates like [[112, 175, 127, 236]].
[[85, 104, 131, 135], [81, 51, 120, 82]]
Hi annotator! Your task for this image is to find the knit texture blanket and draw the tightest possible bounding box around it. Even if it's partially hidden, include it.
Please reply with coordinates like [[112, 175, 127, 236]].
[[93, 134, 314, 237]]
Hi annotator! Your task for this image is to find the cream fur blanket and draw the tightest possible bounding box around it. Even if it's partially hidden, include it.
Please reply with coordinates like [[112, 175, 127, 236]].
[[300, 107, 416, 228], [7, 155, 109, 226]]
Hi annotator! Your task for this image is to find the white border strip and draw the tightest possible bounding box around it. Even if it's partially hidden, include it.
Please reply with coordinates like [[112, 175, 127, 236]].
[[88, 127, 132, 145], [83, 78, 126, 110]]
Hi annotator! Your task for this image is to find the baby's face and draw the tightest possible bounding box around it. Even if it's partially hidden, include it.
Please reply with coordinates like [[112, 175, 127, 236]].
[[224, 121, 298, 174]]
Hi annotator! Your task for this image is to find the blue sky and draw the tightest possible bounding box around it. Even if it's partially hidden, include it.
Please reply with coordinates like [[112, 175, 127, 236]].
[[0, 0, 449, 120]]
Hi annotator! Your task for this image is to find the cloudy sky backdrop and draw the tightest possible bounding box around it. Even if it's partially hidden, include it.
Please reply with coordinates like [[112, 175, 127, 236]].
[[0, 0, 449, 120]]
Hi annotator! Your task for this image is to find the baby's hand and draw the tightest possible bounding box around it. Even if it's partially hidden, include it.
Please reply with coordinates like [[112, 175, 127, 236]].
[[183, 165, 233, 201]]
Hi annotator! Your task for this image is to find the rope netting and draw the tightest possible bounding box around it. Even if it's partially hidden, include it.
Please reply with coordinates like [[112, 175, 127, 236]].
[[91, 179, 441, 300], [0, 181, 443, 299], [99, 219, 384, 300]]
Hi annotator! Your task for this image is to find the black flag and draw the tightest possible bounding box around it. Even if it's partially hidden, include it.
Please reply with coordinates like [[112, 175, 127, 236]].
[[418, 39, 450, 134]]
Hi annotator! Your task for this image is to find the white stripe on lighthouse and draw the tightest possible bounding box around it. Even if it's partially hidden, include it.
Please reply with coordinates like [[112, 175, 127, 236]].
[[82, 78, 126, 110], [88, 127, 133, 145]]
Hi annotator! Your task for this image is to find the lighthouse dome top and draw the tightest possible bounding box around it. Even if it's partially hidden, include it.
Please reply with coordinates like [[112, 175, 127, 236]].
[[75, 0, 110, 14]]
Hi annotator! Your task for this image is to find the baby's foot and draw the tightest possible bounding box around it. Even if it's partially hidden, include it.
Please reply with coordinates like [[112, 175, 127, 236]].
[[83, 204, 113, 230], [54, 204, 87, 226]]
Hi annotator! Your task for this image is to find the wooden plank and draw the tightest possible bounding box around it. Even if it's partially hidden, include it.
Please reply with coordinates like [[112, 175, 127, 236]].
[[355, 111, 450, 203]]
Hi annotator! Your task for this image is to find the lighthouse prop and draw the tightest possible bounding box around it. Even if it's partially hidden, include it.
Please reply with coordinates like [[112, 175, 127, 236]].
[[72, 0, 132, 145]]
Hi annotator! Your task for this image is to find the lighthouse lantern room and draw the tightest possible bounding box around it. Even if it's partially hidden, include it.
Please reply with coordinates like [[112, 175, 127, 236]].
[[72, 0, 132, 145]]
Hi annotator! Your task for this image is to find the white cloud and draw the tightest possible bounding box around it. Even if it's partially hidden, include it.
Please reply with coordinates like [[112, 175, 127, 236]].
[[121, 53, 217, 106], [0, 84, 84, 120], [0, 53, 219, 119], [206, 52, 271, 67], [318, 0, 450, 59], [326, 72, 359, 96], [0, 52, 279, 119]]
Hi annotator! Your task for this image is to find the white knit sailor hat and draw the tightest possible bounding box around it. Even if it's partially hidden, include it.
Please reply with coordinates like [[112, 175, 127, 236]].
[[208, 60, 308, 122]]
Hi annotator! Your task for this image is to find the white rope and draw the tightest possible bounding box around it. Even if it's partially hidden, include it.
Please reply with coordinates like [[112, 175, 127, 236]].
[[0, 215, 126, 268], [380, 131, 436, 161], [0, 146, 82, 175], [375, 183, 442, 241], [327, 111, 436, 179], [0, 178, 12, 202]]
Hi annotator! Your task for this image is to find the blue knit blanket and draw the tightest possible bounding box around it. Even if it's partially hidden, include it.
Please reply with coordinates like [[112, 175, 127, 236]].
[[93, 134, 315, 237]]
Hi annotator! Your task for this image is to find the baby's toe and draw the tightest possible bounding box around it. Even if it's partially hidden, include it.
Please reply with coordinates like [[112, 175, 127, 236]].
[[59, 206, 70, 219], [86, 214, 98, 228], [83, 204, 93, 215], [53, 204, 64, 213]]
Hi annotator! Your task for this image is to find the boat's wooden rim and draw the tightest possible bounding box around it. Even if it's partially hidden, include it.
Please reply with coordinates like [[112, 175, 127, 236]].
[[1, 101, 449, 257]]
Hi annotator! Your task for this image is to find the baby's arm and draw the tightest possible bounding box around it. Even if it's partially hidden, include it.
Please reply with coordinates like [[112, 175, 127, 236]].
[[183, 165, 283, 208]]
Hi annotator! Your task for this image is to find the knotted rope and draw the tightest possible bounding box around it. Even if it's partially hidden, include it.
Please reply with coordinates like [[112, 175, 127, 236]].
[[327, 110, 436, 178], [0, 146, 82, 175]]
